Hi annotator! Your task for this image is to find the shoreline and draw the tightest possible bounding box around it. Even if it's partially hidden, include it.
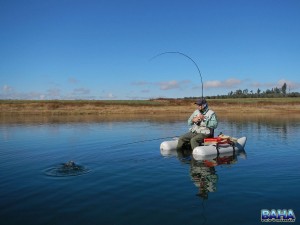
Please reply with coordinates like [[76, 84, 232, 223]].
[[1, 98, 300, 115]]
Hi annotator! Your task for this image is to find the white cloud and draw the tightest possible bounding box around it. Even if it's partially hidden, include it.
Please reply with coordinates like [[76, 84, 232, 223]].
[[277, 79, 300, 90], [47, 88, 61, 98], [157, 80, 190, 90], [1, 85, 16, 99], [132, 80, 190, 91], [72, 88, 90, 95], [131, 81, 151, 86], [204, 78, 242, 89], [2, 85, 13, 93], [250, 81, 275, 88], [158, 80, 180, 90], [250, 79, 300, 91], [107, 93, 114, 98], [26, 92, 43, 100], [68, 77, 79, 84]]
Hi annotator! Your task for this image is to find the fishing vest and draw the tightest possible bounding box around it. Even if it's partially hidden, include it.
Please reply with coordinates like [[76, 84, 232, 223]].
[[190, 109, 215, 134]]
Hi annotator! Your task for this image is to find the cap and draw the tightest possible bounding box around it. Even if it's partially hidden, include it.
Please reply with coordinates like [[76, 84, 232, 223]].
[[194, 98, 207, 106]]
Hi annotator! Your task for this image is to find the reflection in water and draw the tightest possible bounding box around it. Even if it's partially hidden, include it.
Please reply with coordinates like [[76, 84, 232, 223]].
[[219, 113, 300, 143], [0, 114, 186, 125], [190, 160, 218, 200], [176, 149, 246, 200], [2, 112, 300, 125]]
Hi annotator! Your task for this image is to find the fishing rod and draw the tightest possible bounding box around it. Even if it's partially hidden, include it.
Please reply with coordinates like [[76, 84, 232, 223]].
[[150, 51, 204, 98]]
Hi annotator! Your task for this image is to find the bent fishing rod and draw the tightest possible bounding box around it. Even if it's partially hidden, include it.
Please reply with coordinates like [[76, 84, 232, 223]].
[[97, 52, 203, 150], [150, 51, 204, 99]]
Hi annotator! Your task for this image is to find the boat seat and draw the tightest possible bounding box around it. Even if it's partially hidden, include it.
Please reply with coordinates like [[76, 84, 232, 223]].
[[199, 129, 214, 146], [208, 129, 214, 138]]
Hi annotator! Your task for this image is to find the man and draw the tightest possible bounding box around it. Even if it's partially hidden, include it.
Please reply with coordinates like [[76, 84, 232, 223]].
[[177, 98, 218, 150]]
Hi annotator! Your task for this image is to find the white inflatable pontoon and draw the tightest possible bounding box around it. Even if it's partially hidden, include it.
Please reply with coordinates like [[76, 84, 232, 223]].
[[160, 136, 247, 158]]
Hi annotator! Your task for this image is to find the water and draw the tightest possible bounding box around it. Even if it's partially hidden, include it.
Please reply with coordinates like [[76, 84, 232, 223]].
[[0, 114, 299, 225]]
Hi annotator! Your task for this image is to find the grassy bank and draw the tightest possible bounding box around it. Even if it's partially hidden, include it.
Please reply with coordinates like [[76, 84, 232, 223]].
[[1, 98, 300, 115]]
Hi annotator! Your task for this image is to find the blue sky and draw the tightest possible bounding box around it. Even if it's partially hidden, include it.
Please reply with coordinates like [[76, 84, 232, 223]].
[[1, 0, 300, 100]]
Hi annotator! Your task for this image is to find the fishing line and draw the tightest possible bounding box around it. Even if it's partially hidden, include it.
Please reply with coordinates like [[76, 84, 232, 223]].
[[106, 135, 177, 149], [150, 51, 204, 98], [59, 135, 178, 173]]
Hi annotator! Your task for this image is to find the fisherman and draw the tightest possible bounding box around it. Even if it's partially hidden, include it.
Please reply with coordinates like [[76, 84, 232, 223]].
[[177, 98, 218, 150]]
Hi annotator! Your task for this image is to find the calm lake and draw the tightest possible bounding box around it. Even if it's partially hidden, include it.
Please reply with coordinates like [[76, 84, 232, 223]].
[[0, 114, 299, 225]]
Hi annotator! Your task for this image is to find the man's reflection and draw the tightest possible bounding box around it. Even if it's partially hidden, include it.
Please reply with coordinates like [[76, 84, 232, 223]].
[[190, 159, 218, 199], [176, 148, 243, 200]]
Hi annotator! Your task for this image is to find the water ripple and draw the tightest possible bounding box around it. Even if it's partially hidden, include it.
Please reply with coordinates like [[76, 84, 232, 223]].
[[44, 161, 90, 177]]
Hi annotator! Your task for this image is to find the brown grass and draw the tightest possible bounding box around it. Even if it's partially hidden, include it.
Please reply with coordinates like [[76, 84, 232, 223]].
[[1, 98, 300, 115]]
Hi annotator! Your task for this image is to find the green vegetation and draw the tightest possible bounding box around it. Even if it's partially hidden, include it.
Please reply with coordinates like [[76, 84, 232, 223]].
[[182, 82, 300, 100], [210, 82, 300, 99], [208, 97, 300, 103]]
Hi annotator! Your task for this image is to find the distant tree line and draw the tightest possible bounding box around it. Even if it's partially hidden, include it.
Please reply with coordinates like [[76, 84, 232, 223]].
[[184, 82, 300, 99]]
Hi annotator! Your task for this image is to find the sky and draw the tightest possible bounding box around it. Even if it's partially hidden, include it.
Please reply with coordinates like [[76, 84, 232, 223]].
[[1, 0, 300, 100]]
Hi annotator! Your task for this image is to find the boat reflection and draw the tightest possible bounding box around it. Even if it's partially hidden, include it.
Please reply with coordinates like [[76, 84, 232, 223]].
[[175, 149, 247, 200]]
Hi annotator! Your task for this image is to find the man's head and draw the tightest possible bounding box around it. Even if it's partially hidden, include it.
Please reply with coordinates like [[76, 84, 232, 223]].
[[195, 98, 207, 106], [195, 98, 208, 111]]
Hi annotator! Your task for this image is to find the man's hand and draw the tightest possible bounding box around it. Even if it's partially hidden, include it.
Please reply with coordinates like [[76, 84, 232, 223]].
[[193, 114, 205, 123]]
